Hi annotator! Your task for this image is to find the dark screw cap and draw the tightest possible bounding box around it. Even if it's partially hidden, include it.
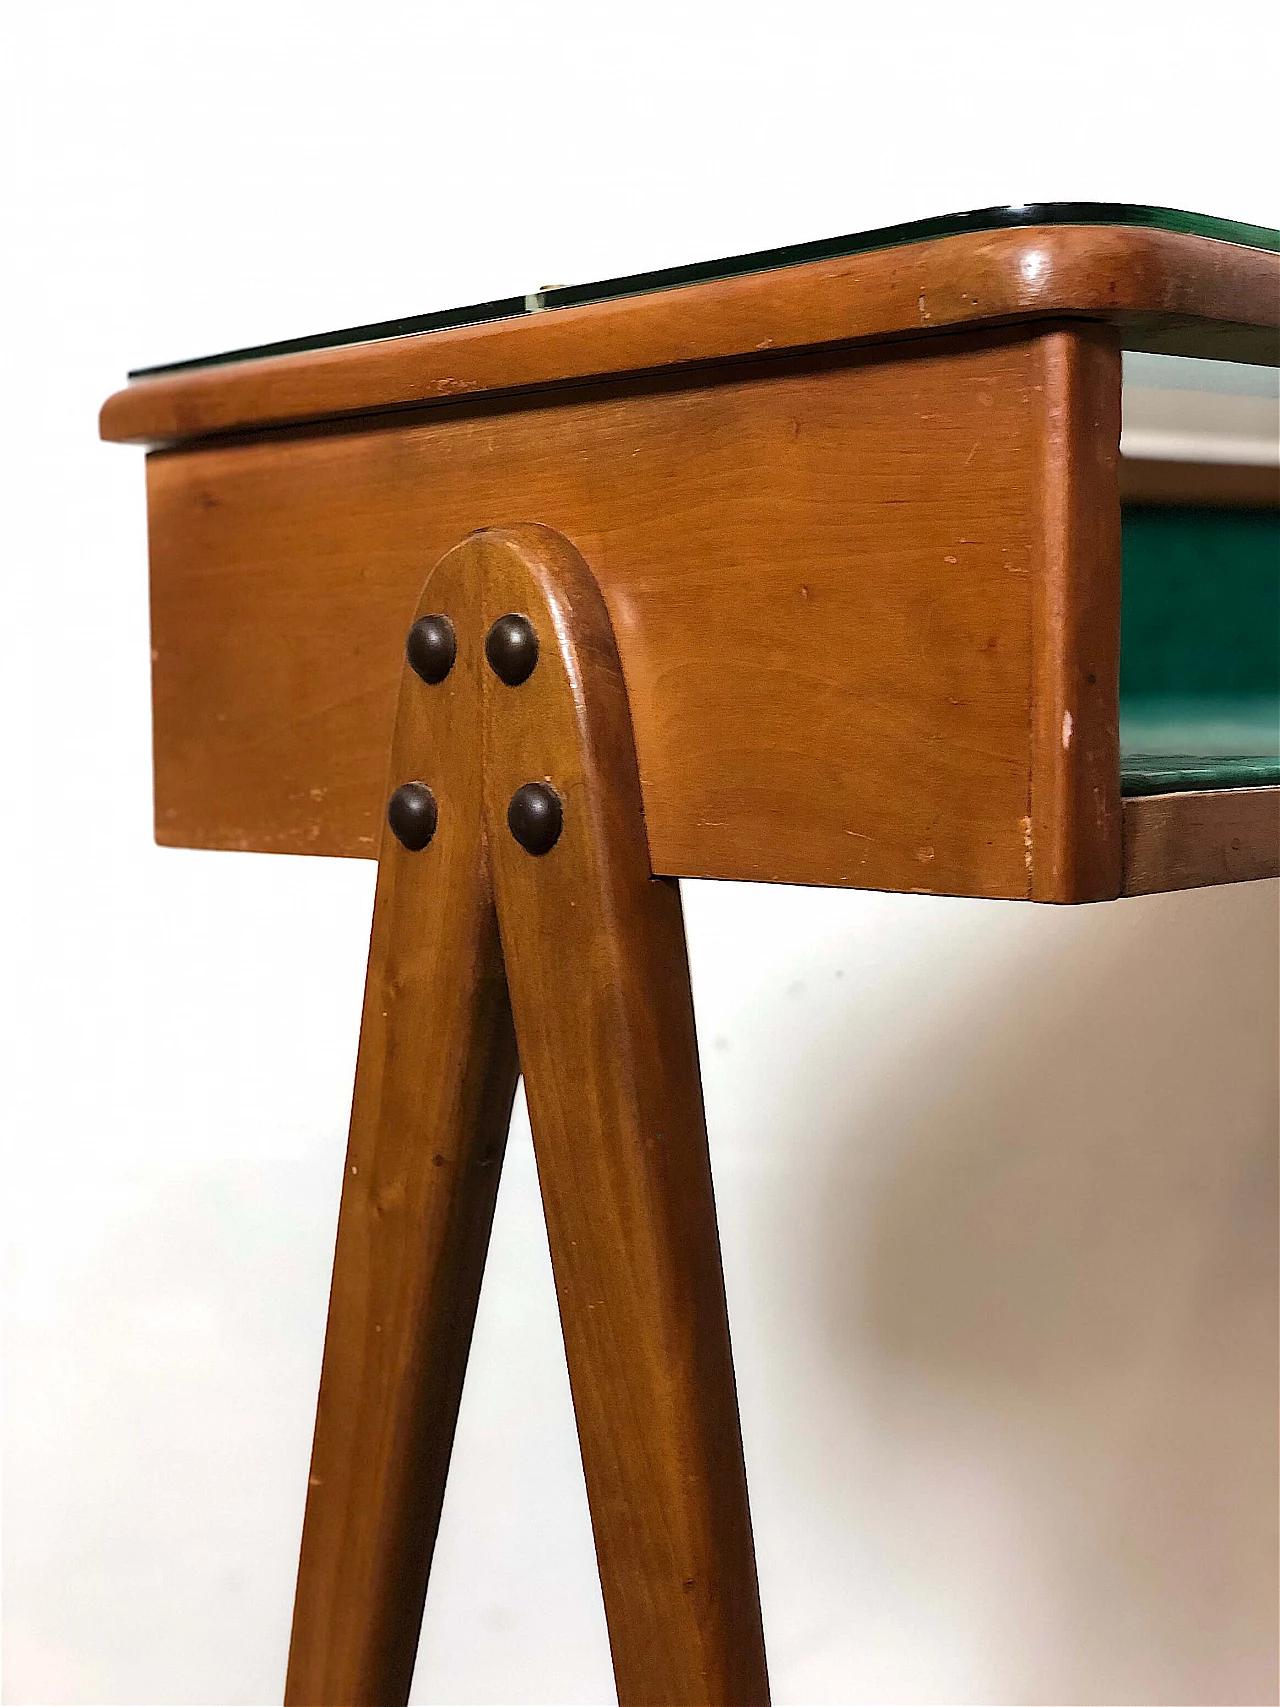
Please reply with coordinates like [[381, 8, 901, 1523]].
[[507, 782, 563, 856], [388, 781, 438, 851], [406, 613, 457, 684], [485, 613, 539, 686]]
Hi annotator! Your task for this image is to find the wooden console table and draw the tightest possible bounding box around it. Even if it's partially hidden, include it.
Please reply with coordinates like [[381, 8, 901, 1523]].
[[102, 203, 1279, 1705]]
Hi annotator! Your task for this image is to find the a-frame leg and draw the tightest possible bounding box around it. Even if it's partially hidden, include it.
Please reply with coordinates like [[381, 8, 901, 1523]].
[[480, 526, 769, 1706], [285, 548, 519, 1704], [286, 526, 768, 1707]]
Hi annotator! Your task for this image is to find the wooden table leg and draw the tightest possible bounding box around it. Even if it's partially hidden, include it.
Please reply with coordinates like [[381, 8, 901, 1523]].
[[480, 526, 770, 1706], [288, 525, 767, 1705], [285, 547, 520, 1704]]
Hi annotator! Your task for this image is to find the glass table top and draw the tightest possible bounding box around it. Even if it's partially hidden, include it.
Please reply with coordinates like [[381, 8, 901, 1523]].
[[130, 202, 1280, 379]]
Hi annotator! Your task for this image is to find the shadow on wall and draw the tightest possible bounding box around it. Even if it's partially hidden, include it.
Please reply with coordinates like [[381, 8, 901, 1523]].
[[796, 882, 1278, 1704]]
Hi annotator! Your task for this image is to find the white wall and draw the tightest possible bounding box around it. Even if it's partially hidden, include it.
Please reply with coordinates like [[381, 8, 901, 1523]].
[[4, 4, 1277, 1702]]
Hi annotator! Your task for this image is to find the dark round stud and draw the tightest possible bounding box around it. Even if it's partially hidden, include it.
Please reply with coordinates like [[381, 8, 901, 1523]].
[[485, 613, 539, 686], [405, 613, 456, 684], [507, 782, 563, 856], [387, 781, 438, 851]]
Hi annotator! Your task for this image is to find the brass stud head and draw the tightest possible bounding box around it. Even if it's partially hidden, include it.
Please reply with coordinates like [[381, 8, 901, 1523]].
[[507, 782, 562, 855], [387, 782, 438, 850], [485, 613, 539, 686], [406, 614, 457, 684]]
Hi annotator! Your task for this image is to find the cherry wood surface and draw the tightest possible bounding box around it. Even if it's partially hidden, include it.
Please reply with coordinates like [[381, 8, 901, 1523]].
[[100, 226, 1277, 447], [1030, 326, 1122, 901], [286, 548, 520, 1703], [288, 527, 767, 1704], [141, 325, 1122, 902], [482, 525, 768, 1704], [1121, 786, 1279, 894]]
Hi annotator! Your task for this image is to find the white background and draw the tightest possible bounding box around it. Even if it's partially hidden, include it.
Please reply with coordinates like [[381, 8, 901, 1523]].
[[3, 3, 1277, 1702]]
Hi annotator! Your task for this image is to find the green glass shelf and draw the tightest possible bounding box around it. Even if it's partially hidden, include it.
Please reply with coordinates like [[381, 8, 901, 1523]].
[[1121, 753, 1279, 795], [1120, 507, 1279, 797], [130, 201, 1280, 380]]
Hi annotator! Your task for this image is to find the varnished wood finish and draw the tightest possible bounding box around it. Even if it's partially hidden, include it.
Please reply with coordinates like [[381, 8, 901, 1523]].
[[1119, 457, 1280, 507], [285, 548, 520, 1704], [141, 327, 1122, 901], [480, 526, 769, 1705], [100, 226, 1280, 447], [288, 527, 766, 1703], [1121, 786, 1279, 894], [1031, 326, 1123, 901]]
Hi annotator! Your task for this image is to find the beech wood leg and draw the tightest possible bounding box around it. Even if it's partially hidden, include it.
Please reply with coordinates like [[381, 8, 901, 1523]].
[[480, 527, 770, 1706], [285, 549, 519, 1704]]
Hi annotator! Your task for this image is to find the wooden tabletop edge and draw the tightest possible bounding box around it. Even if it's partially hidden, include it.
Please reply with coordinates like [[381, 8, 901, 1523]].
[[100, 225, 1280, 448]]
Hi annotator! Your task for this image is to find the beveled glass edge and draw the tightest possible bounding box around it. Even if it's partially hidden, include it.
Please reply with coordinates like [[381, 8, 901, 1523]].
[[129, 202, 1280, 380], [1121, 753, 1280, 794]]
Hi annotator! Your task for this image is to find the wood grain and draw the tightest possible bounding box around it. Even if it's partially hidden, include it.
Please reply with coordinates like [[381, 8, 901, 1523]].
[[285, 546, 520, 1704], [141, 327, 1107, 900], [480, 525, 768, 1704], [1031, 325, 1123, 901], [1121, 786, 1279, 894], [100, 226, 1280, 447]]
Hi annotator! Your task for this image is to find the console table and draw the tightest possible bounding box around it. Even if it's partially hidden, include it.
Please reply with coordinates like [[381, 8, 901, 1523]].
[[101, 203, 1279, 1705]]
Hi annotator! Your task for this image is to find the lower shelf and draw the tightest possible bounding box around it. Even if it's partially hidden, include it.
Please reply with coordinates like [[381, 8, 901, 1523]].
[[1121, 786, 1279, 895]]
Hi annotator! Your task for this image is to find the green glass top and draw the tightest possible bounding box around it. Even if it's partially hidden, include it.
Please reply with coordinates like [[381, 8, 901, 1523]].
[[130, 202, 1280, 380]]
